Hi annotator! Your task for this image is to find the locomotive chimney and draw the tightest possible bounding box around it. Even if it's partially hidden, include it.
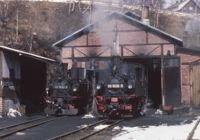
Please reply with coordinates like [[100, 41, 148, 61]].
[[112, 25, 121, 57], [142, 6, 150, 25]]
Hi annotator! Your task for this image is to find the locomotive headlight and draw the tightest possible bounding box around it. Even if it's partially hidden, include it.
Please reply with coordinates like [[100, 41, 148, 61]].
[[73, 87, 77, 92], [128, 84, 133, 89], [108, 84, 112, 88], [96, 84, 101, 90]]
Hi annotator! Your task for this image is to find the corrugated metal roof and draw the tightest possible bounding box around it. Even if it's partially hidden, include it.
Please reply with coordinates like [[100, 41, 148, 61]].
[[52, 11, 183, 48], [0, 45, 56, 63]]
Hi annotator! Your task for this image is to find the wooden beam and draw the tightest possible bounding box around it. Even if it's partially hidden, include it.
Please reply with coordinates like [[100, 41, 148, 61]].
[[161, 44, 165, 106], [64, 42, 173, 48], [146, 31, 149, 44], [146, 46, 160, 55], [89, 29, 145, 33], [74, 48, 89, 57], [62, 55, 167, 61], [123, 47, 137, 56]]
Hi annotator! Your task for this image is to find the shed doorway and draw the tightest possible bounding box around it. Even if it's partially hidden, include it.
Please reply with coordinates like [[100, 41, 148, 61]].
[[20, 57, 46, 114], [148, 66, 162, 108]]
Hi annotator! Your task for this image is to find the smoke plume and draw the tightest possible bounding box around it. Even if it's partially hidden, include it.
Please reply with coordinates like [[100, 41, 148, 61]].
[[184, 16, 200, 49]]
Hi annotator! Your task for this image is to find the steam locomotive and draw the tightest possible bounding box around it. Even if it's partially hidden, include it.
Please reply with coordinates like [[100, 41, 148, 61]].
[[95, 56, 146, 118], [45, 65, 90, 116]]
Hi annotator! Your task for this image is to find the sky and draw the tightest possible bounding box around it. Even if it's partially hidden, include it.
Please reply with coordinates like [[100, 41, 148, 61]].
[[164, 0, 175, 8], [24, 0, 178, 9]]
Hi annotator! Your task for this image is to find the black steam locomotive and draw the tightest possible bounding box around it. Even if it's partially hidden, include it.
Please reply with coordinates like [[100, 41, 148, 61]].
[[95, 56, 146, 118], [45, 65, 90, 116]]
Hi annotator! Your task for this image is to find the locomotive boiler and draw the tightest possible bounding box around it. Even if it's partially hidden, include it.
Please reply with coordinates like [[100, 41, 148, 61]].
[[95, 56, 146, 118]]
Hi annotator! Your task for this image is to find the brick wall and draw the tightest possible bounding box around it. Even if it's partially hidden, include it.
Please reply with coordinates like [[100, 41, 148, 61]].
[[62, 18, 175, 68]]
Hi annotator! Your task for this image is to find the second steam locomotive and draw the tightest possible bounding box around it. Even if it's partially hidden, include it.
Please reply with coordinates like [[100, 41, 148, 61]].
[[95, 56, 146, 118]]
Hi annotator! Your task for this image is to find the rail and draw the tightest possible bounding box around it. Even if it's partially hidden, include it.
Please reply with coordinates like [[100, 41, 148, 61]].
[[0, 116, 66, 139], [49, 119, 123, 140], [186, 118, 200, 140]]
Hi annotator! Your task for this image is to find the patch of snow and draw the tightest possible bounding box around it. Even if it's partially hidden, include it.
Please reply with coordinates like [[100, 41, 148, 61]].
[[16, 132, 25, 136], [78, 124, 88, 128], [82, 113, 95, 119], [193, 118, 200, 140], [7, 108, 22, 118], [112, 126, 121, 131], [155, 109, 163, 115], [94, 124, 109, 130], [112, 118, 199, 140]]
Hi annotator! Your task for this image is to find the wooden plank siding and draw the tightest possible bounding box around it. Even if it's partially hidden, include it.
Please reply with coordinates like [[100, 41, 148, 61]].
[[190, 63, 200, 106], [0, 51, 3, 116]]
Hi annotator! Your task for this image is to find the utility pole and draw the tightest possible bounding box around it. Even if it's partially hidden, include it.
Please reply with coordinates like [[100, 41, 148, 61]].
[[16, 8, 19, 42]]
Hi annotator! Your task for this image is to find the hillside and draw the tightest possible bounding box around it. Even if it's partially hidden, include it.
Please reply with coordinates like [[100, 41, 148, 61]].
[[0, 1, 88, 58]]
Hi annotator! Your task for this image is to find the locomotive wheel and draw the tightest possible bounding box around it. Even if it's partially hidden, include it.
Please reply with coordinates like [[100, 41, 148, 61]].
[[133, 101, 143, 118], [55, 108, 63, 116]]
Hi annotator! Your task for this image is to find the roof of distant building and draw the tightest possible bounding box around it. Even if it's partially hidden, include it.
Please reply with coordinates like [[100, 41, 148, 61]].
[[167, 0, 200, 11]]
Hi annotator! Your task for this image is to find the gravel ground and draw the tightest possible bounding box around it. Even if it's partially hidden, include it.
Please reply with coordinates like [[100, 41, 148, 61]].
[[193, 118, 200, 139], [88, 107, 200, 140], [0, 115, 47, 129], [1, 107, 200, 140], [1, 115, 97, 140]]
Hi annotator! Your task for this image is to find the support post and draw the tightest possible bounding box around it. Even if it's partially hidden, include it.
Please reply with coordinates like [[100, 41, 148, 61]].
[[161, 45, 165, 106], [91, 59, 97, 114]]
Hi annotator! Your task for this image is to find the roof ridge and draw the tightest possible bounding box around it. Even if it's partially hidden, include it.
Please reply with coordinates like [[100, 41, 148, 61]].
[[52, 11, 182, 48]]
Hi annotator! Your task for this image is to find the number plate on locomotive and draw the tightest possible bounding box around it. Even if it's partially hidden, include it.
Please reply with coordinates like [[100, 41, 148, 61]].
[[111, 97, 118, 102]]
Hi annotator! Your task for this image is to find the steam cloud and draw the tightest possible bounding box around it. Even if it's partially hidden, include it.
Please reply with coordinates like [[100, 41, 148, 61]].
[[86, 0, 124, 56], [184, 16, 200, 49]]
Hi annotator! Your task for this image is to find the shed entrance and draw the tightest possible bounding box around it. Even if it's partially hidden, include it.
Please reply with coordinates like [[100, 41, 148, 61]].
[[125, 56, 181, 108], [20, 57, 46, 114]]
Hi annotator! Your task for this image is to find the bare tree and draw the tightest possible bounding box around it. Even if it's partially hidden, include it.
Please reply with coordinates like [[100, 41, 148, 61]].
[[68, 0, 82, 14]]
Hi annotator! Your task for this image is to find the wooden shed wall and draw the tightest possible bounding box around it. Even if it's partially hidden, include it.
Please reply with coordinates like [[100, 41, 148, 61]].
[[190, 63, 200, 106], [177, 52, 200, 105]]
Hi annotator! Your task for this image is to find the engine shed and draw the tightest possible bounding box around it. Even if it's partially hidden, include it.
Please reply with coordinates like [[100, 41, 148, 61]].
[[0, 45, 56, 116], [52, 11, 200, 108]]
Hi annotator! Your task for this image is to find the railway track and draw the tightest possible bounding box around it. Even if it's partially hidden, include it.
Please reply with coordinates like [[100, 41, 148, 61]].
[[186, 118, 200, 140], [49, 119, 123, 140], [0, 116, 66, 139]]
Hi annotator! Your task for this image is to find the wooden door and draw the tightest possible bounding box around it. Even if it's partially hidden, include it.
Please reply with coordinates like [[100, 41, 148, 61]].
[[164, 57, 181, 106], [191, 63, 200, 106]]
